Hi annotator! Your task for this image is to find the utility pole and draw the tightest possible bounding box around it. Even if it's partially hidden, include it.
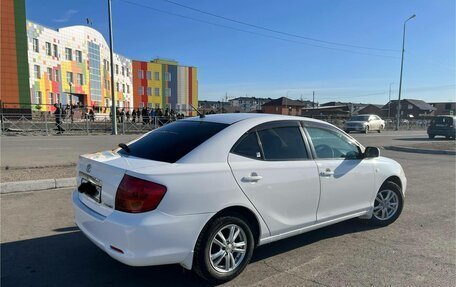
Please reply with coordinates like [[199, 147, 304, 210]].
[[388, 82, 394, 119], [396, 14, 416, 131], [108, 0, 117, 135]]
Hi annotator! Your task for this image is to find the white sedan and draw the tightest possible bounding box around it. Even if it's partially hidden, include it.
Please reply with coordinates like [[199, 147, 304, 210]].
[[72, 113, 406, 283]]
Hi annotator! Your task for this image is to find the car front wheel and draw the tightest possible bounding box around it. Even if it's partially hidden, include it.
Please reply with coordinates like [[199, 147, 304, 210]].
[[193, 214, 255, 283], [364, 125, 369, 134], [369, 181, 403, 227]]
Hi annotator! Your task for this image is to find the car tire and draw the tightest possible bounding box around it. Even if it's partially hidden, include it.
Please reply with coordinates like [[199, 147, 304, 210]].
[[377, 126, 383, 133], [368, 181, 403, 227], [364, 126, 369, 134], [428, 134, 435, 139], [193, 214, 255, 284]]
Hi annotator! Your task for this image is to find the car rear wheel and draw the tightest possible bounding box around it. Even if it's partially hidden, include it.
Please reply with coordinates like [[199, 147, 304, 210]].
[[368, 181, 403, 227], [193, 214, 254, 283], [428, 134, 435, 139]]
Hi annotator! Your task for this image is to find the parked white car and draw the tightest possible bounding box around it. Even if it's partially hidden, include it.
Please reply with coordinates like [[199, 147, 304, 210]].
[[345, 114, 385, 133], [73, 113, 406, 283]]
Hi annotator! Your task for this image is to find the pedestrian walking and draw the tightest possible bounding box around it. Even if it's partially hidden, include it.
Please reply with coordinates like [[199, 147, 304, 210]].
[[54, 104, 65, 134]]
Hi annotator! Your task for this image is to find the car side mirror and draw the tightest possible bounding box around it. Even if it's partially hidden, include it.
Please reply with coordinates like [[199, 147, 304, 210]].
[[364, 146, 380, 158]]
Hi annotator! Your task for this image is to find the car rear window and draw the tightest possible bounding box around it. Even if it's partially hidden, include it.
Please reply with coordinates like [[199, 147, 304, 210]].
[[432, 117, 453, 126], [119, 121, 229, 163]]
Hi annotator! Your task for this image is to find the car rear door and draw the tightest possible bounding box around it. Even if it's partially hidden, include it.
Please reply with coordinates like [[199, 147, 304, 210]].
[[303, 122, 375, 222], [228, 121, 320, 235]]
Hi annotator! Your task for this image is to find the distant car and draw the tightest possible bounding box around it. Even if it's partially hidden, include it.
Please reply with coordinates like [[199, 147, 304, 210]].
[[344, 114, 385, 134], [427, 115, 456, 139], [73, 114, 406, 283]]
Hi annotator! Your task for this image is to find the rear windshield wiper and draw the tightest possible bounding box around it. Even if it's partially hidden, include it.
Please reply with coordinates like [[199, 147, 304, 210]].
[[118, 143, 130, 153]]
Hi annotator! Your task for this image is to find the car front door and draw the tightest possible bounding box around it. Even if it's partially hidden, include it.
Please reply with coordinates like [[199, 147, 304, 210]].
[[304, 122, 375, 222], [228, 121, 321, 235]]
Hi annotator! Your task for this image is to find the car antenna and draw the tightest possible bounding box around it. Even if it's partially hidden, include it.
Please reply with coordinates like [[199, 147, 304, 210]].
[[189, 104, 205, 118]]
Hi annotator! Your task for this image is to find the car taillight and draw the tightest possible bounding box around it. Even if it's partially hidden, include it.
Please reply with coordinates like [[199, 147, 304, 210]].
[[115, 175, 167, 213]]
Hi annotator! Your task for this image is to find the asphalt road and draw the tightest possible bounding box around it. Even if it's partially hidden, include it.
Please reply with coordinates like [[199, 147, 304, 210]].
[[1, 149, 455, 286], [0, 130, 439, 169]]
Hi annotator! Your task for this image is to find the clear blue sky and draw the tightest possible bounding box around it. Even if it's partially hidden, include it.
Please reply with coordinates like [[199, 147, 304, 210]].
[[26, 0, 455, 104]]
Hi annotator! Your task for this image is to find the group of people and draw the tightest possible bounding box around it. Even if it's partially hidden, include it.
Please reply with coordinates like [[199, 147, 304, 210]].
[[114, 107, 185, 124]]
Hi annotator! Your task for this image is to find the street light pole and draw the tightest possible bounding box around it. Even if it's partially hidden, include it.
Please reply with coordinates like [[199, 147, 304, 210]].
[[108, 0, 117, 135], [388, 82, 394, 119], [396, 14, 416, 131]]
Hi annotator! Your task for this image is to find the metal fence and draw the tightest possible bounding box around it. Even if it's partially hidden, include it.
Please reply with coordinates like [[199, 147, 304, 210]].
[[0, 113, 181, 135], [310, 116, 430, 131]]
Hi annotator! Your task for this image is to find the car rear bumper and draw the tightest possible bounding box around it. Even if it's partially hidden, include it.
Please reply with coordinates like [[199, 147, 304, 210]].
[[72, 190, 214, 269], [427, 128, 455, 137]]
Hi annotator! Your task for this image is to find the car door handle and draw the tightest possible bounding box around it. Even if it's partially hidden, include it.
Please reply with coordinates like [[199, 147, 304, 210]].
[[242, 173, 263, 183], [320, 169, 334, 177]]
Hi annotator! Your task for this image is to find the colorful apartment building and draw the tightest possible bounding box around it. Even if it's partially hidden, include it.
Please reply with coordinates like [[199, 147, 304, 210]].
[[1, 0, 198, 113], [0, 0, 30, 110], [26, 21, 133, 112], [132, 59, 198, 116]]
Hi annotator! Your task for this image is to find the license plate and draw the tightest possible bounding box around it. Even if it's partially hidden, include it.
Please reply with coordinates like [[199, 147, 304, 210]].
[[78, 172, 102, 203]]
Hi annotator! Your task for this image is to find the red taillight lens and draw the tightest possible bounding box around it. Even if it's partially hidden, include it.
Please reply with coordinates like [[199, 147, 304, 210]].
[[115, 175, 167, 213]]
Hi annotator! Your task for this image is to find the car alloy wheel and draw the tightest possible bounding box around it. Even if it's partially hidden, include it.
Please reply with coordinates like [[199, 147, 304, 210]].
[[193, 214, 254, 283], [367, 181, 403, 226], [209, 224, 247, 273], [373, 189, 399, 221]]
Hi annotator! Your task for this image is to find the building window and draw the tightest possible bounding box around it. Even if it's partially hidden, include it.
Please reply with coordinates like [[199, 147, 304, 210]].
[[126, 84, 130, 93], [107, 80, 110, 90], [56, 93, 61, 104], [77, 73, 84, 85], [154, 87, 160, 96], [165, 88, 171, 97], [126, 68, 130, 77], [34, 65, 41, 79], [35, 91, 42, 104], [165, 72, 171, 81], [147, 71, 152, 80], [116, 82, 119, 92], [138, 70, 143, 79], [49, 92, 54, 105], [138, 86, 144, 95], [32, 38, 39, 52], [47, 67, 53, 81], [75, 50, 82, 63], [66, 71, 73, 84], [65, 48, 72, 60], [55, 70, 60, 82], [115, 64, 119, 74], [121, 66, 125, 76], [122, 84, 125, 93], [45, 42, 52, 56], [147, 87, 152, 96], [154, 72, 160, 80], [53, 44, 58, 57], [408, 104, 413, 110]]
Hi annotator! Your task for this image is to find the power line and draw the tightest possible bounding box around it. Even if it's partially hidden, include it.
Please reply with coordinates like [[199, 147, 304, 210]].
[[117, 0, 400, 59], [162, 0, 399, 52]]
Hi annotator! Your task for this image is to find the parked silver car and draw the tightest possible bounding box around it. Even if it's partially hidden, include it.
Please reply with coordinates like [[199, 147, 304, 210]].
[[345, 114, 385, 133]]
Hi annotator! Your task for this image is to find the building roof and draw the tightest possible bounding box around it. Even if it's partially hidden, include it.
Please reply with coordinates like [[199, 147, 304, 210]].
[[229, 96, 272, 101], [382, 99, 436, 111], [262, 97, 304, 107]]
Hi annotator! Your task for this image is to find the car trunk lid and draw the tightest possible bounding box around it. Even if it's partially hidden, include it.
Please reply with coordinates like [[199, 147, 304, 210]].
[[76, 150, 168, 216]]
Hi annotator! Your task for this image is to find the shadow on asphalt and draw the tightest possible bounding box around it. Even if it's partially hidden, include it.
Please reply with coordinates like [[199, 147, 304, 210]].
[[1, 219, 378, 287]]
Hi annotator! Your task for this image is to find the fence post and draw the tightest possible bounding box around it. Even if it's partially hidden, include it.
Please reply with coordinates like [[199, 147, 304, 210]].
[[86, 114, 89, 135], [122, 118, 125, 135], [45, 112, 49, 135]]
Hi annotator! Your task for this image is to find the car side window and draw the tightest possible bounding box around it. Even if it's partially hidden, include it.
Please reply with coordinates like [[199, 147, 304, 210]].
[[232, 132, 262, 159], [258, 126, 308, 160], [306, 127, 360, 159]]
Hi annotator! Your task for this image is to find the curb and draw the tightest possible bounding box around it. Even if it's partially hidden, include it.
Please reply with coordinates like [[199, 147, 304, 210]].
[[383, 146, 456, 155], [1, 177, 76, 194]]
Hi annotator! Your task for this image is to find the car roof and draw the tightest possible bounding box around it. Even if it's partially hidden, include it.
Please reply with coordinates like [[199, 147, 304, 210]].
[[183, 113, 324, 125]]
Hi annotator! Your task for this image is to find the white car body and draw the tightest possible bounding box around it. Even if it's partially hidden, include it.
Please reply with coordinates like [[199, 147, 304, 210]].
[[345, 114, 385, 133], [72, 113, 406, 271]]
